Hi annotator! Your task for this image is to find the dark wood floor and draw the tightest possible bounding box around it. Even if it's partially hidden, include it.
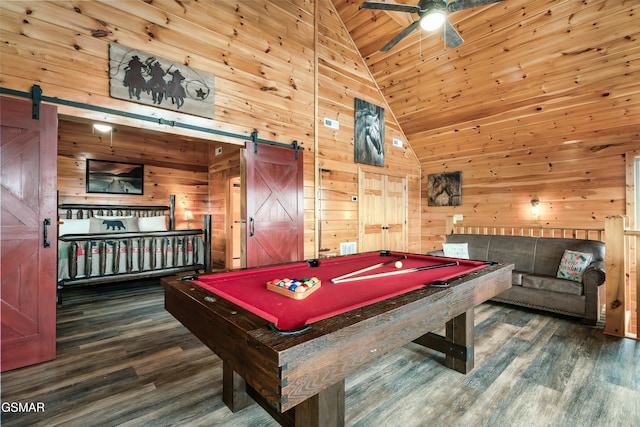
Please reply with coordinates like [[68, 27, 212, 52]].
[[2, 280, 638, 426]]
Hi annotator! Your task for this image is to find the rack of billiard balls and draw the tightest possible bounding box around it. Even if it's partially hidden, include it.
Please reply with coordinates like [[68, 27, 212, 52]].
[[267, 277, 321, 300]]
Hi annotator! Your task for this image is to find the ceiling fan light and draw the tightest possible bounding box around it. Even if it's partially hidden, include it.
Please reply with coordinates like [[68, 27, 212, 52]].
[[420, 10, 446, 31]]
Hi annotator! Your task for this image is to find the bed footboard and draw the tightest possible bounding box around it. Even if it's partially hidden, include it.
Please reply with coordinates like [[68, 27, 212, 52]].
[[57, 196, 212, 303]]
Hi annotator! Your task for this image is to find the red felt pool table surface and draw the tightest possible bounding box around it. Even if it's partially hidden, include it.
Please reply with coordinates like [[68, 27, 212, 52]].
[[190, 251, 487, 331]]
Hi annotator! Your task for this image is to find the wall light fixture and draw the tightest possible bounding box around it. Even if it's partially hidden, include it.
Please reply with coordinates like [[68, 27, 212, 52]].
[[530, 198, 540, 216]]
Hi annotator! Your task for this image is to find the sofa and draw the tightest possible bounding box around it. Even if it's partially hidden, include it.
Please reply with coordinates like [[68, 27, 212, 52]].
[[429, 234, 606, 325]]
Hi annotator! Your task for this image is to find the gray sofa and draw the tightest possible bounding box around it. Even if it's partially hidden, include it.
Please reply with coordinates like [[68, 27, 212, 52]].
[[430, 234, 606, 325]]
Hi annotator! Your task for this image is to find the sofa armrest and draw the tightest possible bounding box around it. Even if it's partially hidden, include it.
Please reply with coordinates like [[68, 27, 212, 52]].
[[582, 260, 605, 324], [428, 250, 444, 256], [583, 260, 606, 288]]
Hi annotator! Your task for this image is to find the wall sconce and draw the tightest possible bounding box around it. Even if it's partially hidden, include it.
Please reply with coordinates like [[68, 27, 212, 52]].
[[93, 123, 115, 148], [183, 210, 194, 228], [93, 123, 113, 133], [530, 199, 540, 216]]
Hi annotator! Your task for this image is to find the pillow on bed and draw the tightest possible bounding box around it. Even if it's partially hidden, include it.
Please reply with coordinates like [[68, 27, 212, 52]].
[[95, 215, 134, 220], [58, 218, 91, 236], [442, 243, 469, 259], [138, 215, 168, 232], [89, 217, 139, 233], [557, 250, 593, 282]]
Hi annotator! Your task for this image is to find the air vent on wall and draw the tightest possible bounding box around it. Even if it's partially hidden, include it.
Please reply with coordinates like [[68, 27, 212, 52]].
[[340, 242, 357, 256]]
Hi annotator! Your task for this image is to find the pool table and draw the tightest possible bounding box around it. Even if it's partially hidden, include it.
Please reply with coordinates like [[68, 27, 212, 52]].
[[163, 251, 513, 426]]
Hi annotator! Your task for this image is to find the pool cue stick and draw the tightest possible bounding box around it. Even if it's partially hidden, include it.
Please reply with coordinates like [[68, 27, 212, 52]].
[[331, 261, 459, 284], [331, 255, 407, 283]]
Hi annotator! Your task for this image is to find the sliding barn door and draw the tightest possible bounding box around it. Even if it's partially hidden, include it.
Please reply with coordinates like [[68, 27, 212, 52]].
[[1, 96, 58, 371], [245, 144, 304, 267]]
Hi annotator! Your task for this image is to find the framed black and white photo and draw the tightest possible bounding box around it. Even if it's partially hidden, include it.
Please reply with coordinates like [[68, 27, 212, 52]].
[[86, 159, 144, 195], [427, 171, 462, 206], [354, 98, 385, 167]]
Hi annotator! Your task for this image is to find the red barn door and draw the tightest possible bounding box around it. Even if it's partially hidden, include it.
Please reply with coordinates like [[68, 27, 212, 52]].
[[245, 144, 304, 267], [1, 96, 58, 371]]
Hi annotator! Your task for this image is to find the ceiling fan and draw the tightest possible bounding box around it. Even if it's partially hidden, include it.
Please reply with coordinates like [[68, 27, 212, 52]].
[[360, 0, 504, 52]]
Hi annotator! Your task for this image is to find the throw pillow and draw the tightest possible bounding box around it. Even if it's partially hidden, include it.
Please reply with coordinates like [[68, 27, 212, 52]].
[[95, 215, 134, 220], [138, 215, 168, 232], [89, 217, 139, 233], [442, 243, 469, 259], [556, 250, 593, 282]]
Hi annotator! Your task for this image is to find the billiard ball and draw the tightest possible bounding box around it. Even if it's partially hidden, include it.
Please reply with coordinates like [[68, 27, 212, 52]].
[[395, 261, 403, 269]]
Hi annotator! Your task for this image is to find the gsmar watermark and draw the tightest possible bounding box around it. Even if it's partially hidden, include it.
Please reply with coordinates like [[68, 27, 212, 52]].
[[1, 401, 46, 413]]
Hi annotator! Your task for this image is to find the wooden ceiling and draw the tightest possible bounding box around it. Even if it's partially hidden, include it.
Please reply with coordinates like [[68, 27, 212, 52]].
[[333, 0, 639, 164]]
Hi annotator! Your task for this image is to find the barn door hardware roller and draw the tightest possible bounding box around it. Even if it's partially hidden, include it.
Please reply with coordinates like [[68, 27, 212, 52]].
[[251, 129, 303, 159]]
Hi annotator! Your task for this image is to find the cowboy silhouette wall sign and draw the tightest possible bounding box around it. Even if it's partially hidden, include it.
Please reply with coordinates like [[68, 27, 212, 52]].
[[109, 42, 215, 118]]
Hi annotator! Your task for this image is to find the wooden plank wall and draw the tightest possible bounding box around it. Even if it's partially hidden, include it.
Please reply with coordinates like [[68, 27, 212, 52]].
[[2, 0, 420, 264], [316, 0, 421, 255], [57, 120, 210, 230]]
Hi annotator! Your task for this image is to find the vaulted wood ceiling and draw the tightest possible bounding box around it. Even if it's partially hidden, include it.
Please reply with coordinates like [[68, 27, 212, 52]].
[[333, 0, 639, 166]]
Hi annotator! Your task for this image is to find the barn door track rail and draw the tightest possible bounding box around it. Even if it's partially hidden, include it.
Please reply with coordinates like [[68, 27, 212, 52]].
[[0, 85, 303, 153]]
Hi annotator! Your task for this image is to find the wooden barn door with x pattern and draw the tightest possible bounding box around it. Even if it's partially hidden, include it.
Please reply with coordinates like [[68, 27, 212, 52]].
[[1, 96, 58, 371], [245, 144, 304, 267]]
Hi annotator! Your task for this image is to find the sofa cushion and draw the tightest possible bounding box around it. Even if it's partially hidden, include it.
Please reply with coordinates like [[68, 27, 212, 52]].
[[522, 274, 583, 296], [556, 250, 593, 282], [442, 243, 469, 259], [533, 238, 604, 277], [445, 234, 491, 260], [487, 235, 537, 273]]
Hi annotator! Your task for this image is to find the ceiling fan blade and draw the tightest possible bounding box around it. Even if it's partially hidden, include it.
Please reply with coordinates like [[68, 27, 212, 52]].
[[360, 1, 421, 14], [381, 20, 421, 52], [447, 0, 503, 13], [439, 20, 464, 48]]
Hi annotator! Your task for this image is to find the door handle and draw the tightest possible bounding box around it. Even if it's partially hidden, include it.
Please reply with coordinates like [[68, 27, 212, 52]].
[[249, 217, 255, 237], [43, 218, 51, 248]]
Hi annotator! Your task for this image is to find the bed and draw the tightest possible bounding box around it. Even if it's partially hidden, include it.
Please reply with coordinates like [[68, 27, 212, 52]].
[[57, 195, 211, 303]]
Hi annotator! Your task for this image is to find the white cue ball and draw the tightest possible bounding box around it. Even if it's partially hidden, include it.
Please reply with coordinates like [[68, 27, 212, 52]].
[[395, 261, 403, 269]]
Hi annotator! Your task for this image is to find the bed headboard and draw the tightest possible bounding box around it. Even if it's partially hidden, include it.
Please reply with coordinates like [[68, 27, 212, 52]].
[[58, 195, 177, 230]]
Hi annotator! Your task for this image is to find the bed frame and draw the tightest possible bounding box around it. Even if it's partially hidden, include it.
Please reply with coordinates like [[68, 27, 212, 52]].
[[57, 195, 211, 303]]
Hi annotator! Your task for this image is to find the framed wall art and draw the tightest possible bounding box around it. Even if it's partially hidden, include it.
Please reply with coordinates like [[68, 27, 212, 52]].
[[354, 98, 385, 167], [86, 159, 144, 195], [109, 42, 215, 118], [427, 171, 462, 206]]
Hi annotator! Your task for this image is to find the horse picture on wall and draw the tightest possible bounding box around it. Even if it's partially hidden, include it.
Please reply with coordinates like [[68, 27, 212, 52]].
[[354, 98, 385, 167], [428, 171, 462, 206]]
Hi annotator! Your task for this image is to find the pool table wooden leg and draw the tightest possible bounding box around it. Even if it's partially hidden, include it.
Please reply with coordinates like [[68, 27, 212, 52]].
[[223, 360, 345, 427], [222, 361, 254, 412], [294, 379, 345, 427], [413, 309, 475, 374], [445, 308, 474, 374]]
